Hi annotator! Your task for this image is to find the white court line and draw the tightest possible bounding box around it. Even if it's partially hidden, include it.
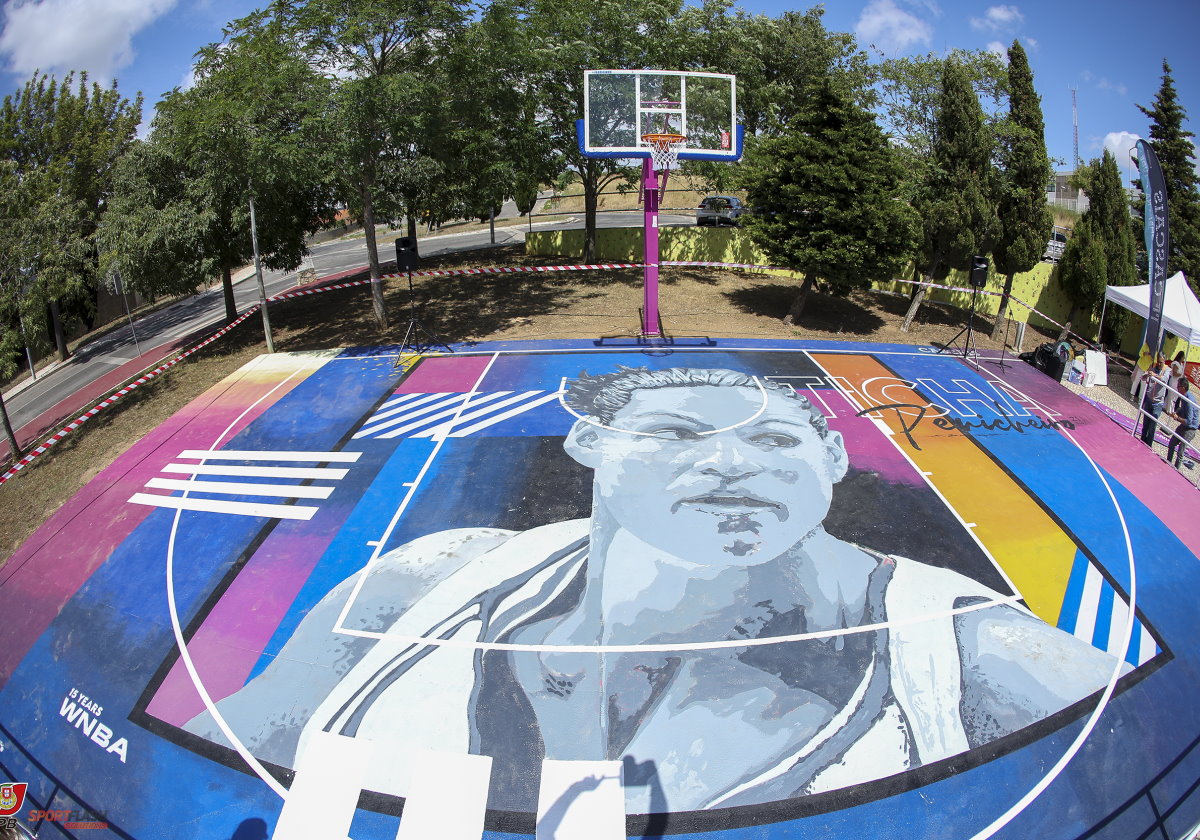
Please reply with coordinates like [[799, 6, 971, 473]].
[[355, 392, 474, 436], [962, 384, 1137, 840], [536, 759, 624, 840], [144, 477, 335, 499], [1073, 564, 1103, 643], [130, 493, 317, 521], [162, 464, 349, 480], [1139, 625, 1157, 664], [446, 391, 564, 438], [333, 593, 1023, 651], [164, 370, 307, 801], [805, 350, 1030, 610], [332, 353, 502, 637], [325, 344, 948, 360], [395, 750, 493, 840], [274, 731, 374, 839], [372, 392, 514, 439], [355, 392, 449, 427], [416, 390, 551, 439], [1106, 597, 1130, 659], [177, 449, 362, 462]]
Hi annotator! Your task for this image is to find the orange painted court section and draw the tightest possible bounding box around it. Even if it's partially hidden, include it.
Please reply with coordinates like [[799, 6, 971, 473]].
[[814, 353, 1077, 623]]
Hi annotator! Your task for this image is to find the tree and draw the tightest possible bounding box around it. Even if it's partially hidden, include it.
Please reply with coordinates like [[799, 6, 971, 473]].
[[1137, 60, 1200, 284], [901, 59, 999, 331], [991, 40, 1053, 340], [0, 72, 141, 360], [100, 18, 337, 323], [227, 0, 471, 328], [678, 3, 871, 194], [873, 49, 1008, 210], [743, 76, 916, 324], [1059, 151, 1137, 328], [433, 0, 559, 235], [0, 163, 86, 461]]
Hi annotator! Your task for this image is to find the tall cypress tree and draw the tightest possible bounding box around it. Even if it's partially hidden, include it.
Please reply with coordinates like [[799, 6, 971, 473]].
[[901, 58, 998, 332], [990, 40, 1053, 341], [1059, 151, 1137, 328], [743, 75, 916, 324], [1138, 60, 1200, 284]]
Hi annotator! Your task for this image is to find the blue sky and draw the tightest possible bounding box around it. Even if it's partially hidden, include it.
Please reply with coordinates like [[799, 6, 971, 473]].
[[0, 0, 1194, 186]]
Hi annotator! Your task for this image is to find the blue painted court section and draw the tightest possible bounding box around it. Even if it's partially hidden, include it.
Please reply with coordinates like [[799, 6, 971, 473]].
[[0, 338, 1197, 840]]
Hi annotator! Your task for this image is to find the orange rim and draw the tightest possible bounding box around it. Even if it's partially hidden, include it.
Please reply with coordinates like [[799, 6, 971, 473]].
[[641, 133, 686, 146]]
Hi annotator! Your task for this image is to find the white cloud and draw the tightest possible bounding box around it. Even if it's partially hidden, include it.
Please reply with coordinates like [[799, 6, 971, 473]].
[[856, 0, 934, 56], [179, 64, 197, 92], [1024, 36, 1038, 49], [970, 5, 1024, 32], [1104, 131, 1140, 166], [987, 41, 1006, 56], [1097, 77, 1128, 97], [0, 0, 178, 81]]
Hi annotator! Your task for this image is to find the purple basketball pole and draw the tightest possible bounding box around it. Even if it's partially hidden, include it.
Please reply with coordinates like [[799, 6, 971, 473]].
[[642, 157, 663, 337]]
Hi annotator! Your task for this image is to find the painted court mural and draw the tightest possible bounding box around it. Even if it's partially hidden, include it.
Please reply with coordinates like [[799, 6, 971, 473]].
[[0, 339, 1198, 840]]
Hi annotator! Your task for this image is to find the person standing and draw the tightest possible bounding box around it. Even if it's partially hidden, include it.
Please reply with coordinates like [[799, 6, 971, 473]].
[[1140, 359, 1170, 447], [1165, 351, 1187, 415], [1167, 378, 1199, 468]]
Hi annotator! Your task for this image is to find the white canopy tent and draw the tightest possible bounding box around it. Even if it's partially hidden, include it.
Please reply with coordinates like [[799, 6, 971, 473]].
[[1103, 271, 1200, 345]]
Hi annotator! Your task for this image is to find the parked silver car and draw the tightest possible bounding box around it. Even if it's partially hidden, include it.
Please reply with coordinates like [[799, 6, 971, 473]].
[[696, 195, 746, 226], [1042, 226, 1069, 262]]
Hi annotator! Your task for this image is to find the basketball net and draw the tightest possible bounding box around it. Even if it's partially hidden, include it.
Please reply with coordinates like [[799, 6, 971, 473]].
[[642, 132, 686, 174]]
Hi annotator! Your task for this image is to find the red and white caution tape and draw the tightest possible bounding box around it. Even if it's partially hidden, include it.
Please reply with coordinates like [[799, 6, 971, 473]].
[[662, 260, 793, 272], [883, 276, 1100, 350], [382, 262, 640, 280], [0, 259, 1095, 484], [0, 307, 260, 485]]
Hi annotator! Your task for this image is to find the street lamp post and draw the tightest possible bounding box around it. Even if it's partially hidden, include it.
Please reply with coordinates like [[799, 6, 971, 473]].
[[248, 193, 275, 354]]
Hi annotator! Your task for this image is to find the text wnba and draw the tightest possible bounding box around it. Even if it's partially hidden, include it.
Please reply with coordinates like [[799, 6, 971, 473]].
[[59, 694, 128, 763]]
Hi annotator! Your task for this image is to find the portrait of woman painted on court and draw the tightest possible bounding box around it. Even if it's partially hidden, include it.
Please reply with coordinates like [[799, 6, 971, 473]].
[[186, 365, 1126, 815]]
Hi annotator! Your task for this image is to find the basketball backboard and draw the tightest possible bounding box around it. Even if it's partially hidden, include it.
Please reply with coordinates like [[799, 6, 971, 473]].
[[578, 69, 742, 162]]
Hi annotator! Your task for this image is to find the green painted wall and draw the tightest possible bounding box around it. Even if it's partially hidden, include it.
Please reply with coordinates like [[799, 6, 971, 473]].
[[527, 227, 1078, 332]]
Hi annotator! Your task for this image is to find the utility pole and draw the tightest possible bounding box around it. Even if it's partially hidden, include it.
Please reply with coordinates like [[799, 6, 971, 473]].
[[1072, 87, 1080, 171]]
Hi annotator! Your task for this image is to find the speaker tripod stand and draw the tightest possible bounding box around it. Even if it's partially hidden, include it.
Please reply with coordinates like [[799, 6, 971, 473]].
[[398, 267, 451, 357], [938, 283, 982, 361], [937, 255, 989, 362], [392, 236, 450, 368]]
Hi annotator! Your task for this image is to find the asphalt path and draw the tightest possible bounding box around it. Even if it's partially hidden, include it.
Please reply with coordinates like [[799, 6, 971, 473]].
[[1, 211, 694, 443]]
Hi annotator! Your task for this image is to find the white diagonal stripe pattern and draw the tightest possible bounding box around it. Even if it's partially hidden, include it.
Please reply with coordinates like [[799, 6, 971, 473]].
[[129, 449, 358, 520], [354, 390, 558, 440]]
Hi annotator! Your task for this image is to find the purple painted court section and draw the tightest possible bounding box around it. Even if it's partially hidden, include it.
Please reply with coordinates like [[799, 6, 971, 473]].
[[145, 525, 341, 726], [979, 356, 1200, 550], [822, 388, 924, 486], [397, 354, 492, 394]]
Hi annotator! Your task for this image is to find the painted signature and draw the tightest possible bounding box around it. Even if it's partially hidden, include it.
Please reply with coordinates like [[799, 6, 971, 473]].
[[855, 402, 1075, 451]]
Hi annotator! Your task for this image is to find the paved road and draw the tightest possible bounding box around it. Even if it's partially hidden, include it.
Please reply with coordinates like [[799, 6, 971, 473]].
[[1, 210, 694, 450]]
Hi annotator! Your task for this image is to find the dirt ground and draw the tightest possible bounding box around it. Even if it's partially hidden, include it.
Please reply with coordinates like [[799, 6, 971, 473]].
[[0, 244, 1058, 562]]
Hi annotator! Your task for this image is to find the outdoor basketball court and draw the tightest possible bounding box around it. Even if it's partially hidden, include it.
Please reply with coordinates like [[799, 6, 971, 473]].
[[0, 338, 1198, 840], [2, 67, 1198, 840]]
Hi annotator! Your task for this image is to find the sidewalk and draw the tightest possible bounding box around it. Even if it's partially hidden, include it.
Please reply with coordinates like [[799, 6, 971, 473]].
[[0, 256, 386, 467], [0, 335, 192, 465]]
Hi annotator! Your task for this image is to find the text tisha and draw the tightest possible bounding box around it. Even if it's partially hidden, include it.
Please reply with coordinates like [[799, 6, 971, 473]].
[[59, 688, 128, 763]]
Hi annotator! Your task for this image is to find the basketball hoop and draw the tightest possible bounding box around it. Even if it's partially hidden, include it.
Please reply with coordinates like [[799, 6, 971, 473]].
[[642, 132, 686, 173]]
